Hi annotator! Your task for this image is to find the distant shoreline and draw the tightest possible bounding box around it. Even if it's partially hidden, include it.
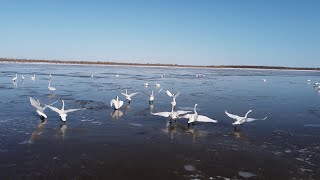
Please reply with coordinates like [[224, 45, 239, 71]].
[[1, 58, 319, 71]]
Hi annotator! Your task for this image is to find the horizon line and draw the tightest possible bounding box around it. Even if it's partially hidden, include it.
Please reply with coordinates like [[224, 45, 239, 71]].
[[1, 58, 320, 71]]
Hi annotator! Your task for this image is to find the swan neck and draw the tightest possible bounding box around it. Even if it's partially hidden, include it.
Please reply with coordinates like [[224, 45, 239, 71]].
[[62, 100, 65, 111], [245, 110, 251, 118]]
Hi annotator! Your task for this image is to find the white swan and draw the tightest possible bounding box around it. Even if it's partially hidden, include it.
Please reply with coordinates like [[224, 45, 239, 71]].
[[29, 97, 58, 120], [21, 75, 24, 81], [151, 105, 191, 122], [110, 96, 124, 110], [181, 104, 218, 127], [30, 74, 36, 81], [166, 90, 180, 108], [48, 80, 56, 93], [144, 82, 149, 87], [12, 74, 17, 82], [225, 110, 267, 130], [115, 73, 119, 78], [121, 89, 139, 103], [46, 100, 85, 122], [31, 74, 36, 80], [262, 79, 267, 82], [49, 74, 52, 80], [148, 90, 155, 103], [155, 82, 161, 87]]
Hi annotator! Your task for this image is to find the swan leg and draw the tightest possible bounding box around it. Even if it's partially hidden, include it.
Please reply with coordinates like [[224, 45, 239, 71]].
[[234, 126, 237, 131]]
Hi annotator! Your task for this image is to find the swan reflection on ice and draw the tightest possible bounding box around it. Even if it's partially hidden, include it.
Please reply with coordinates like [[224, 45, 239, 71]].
[[29, 119, 47, 144], [110, 110, 124, 120]]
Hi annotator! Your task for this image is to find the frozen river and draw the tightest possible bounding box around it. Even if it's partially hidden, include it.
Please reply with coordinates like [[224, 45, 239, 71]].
[[0, 63, 320, 179]]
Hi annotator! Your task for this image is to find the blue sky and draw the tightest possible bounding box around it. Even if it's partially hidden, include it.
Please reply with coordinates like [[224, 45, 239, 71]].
[[0, 0, 319, 67]]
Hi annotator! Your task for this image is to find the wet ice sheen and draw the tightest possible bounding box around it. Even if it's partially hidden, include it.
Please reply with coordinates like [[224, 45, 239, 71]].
[[0, 63, 320, 179]]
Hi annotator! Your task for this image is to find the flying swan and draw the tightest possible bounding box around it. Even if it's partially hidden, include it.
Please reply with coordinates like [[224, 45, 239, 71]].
[[151, 105, 191, 122], [181, 104, 217, 127], [121, 89, 139, 104], [225, 110, 267, 131], [166, 90, 180, 109], [110, 96, 124, 110], [46, 100, 85, 122], [29, 97, 58, 120]]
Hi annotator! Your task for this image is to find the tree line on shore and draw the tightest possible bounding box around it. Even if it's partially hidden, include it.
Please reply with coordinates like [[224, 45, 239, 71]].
[[1, 58, 319, 71]]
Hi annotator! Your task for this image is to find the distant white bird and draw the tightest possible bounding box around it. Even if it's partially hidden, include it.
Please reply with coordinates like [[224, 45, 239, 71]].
[[144, 82, 149, 87], [91, 74, 94, 78], [31, 74, 36, 80], [121, 89, 139, 104], [262, 79, 267, 82], [110, 96, 124, 110], [225, 110, 267, 131], [29, 97, 58, 120], [181, 104, 217, 127], [115, 73, 119, 78], [148, 90, 155, 103], [195, 74, 205, 78], [48, 80, 56, 93], [46, 100, 85, 122], [21, 75, 24, 81], [151, 105, 191, 123], [12, 74, 17, 82], [166, 90, 180, 108], [49, 74, 52, 80], [307, 80, 311, 82], [155, 82, 161, 87]]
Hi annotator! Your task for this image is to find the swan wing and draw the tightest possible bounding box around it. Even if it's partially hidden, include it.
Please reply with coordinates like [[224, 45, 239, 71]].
[[197, 115, 217, 123], [181, 114, 193, 119], [176, 110, 191, 115], [30, 97, 41, 109], [166, 90, 173, 97], [43, 100, 59, 110], [46, 105, 62, 114], [110, 99, 115, 107], [151, 111, 171, 117], [128, 92, 139, 98], [245, 117, 267, 122], [121, 93, 128, 97], [225, 111, 242, 121], [64, 108, 84, 113], [118, 100, 124, 108], [174, 91, 180, 98]]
